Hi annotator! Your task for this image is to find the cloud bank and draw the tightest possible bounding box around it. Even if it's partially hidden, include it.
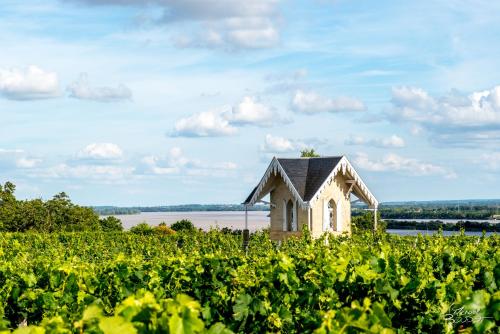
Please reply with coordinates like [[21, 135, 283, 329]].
[[172, 96, 288, 137], [172, 110, 238, 137], [388, 85, 500, 146], [0, 66, 59, 100], [77, 143, 124, 160], [0, 148, 42, 169], [140, 147, 237, 177], [291, 90, 365, 114], [68, 0, 282, 50], [354, 152, 456, 179], [345, 134, 405, 148], [67, 73, 132, 102]]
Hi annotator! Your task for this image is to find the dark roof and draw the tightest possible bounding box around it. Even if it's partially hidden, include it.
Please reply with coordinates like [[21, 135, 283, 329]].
[[244, 156, 343, 204], [278, 157, 343, 201], [242, 186, 257, 205]]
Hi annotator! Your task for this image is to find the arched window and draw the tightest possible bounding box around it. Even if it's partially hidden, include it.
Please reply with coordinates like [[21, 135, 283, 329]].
[[286, 200, 294, 231], [328, 199, 336, 230]]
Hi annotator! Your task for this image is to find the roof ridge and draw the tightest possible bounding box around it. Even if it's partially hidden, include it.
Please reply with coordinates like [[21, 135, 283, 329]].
[[277, 155, 344, 160]]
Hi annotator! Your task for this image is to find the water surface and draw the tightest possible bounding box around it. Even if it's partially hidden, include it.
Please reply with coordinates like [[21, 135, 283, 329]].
[[102, 211, 269, 231], [103, 211, 497, 236]]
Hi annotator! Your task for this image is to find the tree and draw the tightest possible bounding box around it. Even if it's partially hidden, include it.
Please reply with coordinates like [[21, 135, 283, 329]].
[[45, 193, 100, 232], [0, 181, 16, 200], [170, 219, 195, 232], [99, 216, 124, 232], [351, 211, 386, 233], [300, 149, 320, 158], [0, 181, 102, 232], [130, 222, 154, 235]]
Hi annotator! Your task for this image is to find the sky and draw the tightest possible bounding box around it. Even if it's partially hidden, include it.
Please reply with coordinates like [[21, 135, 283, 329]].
[[1, 0, 499, 206]]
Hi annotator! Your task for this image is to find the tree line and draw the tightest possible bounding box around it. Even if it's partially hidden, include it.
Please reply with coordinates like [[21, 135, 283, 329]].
[[376, 206, 498, 220], [0, 182, 123, 232]]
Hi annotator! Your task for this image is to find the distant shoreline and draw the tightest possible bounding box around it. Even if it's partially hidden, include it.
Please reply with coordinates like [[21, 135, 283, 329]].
[[93, 198, 500, 211], [93, 204, 270, 215], [93, 199, 500, 220], [385, 219, 499, 232], [97, 211, 499, 233]]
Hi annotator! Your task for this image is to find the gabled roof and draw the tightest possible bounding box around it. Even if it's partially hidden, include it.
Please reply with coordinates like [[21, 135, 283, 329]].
[[243, 156, 378, 209], [243, 186, 258, 204], [277, 157, 343, 201]]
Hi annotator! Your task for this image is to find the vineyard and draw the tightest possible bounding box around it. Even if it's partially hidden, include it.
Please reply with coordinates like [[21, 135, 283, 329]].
[[0, 230, 499, 333]]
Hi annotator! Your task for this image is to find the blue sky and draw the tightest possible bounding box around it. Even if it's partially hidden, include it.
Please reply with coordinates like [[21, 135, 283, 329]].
[[1, 0, 499, 206]]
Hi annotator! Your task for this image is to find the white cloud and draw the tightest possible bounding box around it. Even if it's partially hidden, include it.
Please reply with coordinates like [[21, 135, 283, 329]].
[[224, 96, 287, 127], [259, 134, 323, 155], [0, 148, 41, 169], [140, 156, 179, 175], [354, 152, 456, 179], [168, 147, 191, 167], [175, 19, 279, 50], [40, 164, 134, 182], [166, 1, 281, 50], [345, 134, 405, 148], [261, 134, 296, 153], [16, 157, 42, 168], [25, 144, 129, 183], [172, 97, 288, 137], [172, 110, 237, 137], [77, 143, 123, 160], [67, 73, 132, 102], [0, 65, 59, 100], [70, 0, 281, 50], [389, 85, 500, 145], [12, 145, 236, 185], [291, 90, 365, 114], [140, 147, 237, 176], [224, 17, 279, 49]]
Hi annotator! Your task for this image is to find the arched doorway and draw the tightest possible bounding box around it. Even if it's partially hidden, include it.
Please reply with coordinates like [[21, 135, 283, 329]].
[[286, 200, 294, 231]]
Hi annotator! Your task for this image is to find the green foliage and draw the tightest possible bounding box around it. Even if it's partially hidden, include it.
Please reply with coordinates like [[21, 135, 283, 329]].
[[373, 203, 500, 220], [129, 222, 154, 235], [352, 211, 386, 233], [0, 181, 16, 201], [99, 216, 124, 232], [170, 219, 195, 232], [300, 149, 320, 158], [154, 222, 176, 235], [0, 182, 100, 232], [385, 220, 500, 232], [0, 231, 498, 333], [13, 291, 231, 334]]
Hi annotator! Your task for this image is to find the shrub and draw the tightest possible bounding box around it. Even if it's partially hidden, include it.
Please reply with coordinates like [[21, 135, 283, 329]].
[[99, 216, 123, 232], [170, 219, 195, 232], [154, 222, 176, 235], [220, 227, 241, 235], [352, 211, 386, 233], [129, 222, 154, 235]]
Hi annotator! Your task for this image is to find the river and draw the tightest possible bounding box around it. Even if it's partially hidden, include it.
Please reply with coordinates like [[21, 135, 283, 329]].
[[102, 211, 498, 236]]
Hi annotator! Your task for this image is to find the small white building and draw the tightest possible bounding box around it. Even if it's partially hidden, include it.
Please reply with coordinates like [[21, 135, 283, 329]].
[[244, 156, 378, 240]]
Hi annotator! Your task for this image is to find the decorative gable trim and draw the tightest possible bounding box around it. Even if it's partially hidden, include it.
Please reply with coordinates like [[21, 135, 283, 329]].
[[309, 156, 378, 208], [248, 157, 308, 209]]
